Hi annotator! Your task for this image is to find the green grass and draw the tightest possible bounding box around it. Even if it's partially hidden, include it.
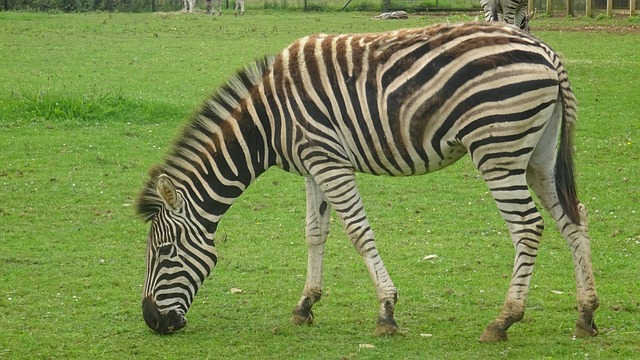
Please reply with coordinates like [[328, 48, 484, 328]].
[[1, 11, 639, 359]]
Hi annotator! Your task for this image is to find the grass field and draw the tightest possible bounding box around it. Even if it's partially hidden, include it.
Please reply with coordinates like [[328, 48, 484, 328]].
[[1, 11, 639, 359]]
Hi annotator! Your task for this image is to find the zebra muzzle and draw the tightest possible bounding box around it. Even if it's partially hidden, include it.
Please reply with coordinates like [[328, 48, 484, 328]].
[[142, 297, 187, 334]]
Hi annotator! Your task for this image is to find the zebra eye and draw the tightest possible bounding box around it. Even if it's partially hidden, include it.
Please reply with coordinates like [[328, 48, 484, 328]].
[[158, 245, 172, 256]]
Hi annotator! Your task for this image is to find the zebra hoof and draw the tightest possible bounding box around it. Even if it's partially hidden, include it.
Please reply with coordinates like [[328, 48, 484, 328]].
[[374, 315, 398, 336], [374, 322, 398, 336], [573, 318, 598, 338], [291, 309, 314, 325], [479, 322, 508, 342]]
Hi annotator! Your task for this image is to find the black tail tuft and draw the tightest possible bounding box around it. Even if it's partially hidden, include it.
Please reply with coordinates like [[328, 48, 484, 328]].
[[555, 94, 581, 226]]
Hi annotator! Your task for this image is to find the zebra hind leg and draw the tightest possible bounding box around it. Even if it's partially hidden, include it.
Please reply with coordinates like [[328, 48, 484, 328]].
[[478, 171, 544, 342], [561, 203, 599, 338], [527, 158, 599, 338], [291, 178, 332, 326]]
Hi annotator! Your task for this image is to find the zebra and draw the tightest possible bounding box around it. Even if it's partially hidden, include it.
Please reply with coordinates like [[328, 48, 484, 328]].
[[136, 22, 599, 341], [183, 0, 195, 13], [211, 0, 222, 15], [480, 0, 534, 31], [234, 0, 245, 15], [206, 0, 222, 15]]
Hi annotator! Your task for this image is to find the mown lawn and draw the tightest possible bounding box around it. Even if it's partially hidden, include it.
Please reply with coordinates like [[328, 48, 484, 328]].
[[0, 11, 638, 359]]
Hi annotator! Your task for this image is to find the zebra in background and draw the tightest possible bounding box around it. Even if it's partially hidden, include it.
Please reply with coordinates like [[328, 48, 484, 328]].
[[183, 0, 195, 13], [234, 0, 245, 15], [206, 0, 222, 15], [137, 22, 599, 341], [480, 0, 534, 31]]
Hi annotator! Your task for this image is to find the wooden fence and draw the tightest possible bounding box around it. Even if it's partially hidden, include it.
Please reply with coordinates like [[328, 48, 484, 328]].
[[528, 0, 637, 17]]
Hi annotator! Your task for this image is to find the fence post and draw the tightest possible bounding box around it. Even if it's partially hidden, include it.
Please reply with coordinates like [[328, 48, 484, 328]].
[[607, 0, 612, 16], [546, 0, 553, 15], [566, 0, 572, 15], [631, 0, 636, 16], [586, 0, 591, 16]]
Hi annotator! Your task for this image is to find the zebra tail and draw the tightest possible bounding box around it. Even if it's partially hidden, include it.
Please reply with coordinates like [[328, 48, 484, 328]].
[[554, 65, 581, 226]]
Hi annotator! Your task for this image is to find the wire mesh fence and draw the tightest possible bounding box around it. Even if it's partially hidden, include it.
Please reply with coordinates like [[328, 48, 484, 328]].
[[1, 0, 635, 16], [0, 0, 482, 12]]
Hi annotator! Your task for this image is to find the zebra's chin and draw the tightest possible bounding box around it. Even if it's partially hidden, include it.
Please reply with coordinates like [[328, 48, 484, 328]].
[[142, 297, 187, 335]]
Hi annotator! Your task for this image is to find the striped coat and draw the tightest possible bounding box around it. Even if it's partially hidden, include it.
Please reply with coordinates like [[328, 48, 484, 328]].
[[137, 22, 598, 341]]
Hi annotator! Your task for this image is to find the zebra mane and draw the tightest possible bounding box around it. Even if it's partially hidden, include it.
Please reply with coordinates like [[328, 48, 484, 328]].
[[135, 55, 276, 222], [136, 165, 167, 222]]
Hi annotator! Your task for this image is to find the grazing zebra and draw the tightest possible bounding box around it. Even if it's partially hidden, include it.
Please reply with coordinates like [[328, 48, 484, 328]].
[[480, 0, 533, 31], [137, 22, 599, 341]]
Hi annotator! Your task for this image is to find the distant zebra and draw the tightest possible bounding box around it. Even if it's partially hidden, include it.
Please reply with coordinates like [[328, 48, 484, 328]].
[[137, 22, 599, 341], [206, 0, 222, 15], [183, 0, 195, 13], [234, 0, 244, 15], [480, 0, 533, 31], [212, 0, 222, 15]]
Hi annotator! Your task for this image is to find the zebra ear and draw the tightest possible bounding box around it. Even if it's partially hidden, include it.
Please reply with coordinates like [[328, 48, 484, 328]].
[[156, 174, 183, 213]]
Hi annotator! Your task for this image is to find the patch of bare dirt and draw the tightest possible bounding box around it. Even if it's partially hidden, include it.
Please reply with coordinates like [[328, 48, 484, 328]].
[[534, 24, 640, 33]]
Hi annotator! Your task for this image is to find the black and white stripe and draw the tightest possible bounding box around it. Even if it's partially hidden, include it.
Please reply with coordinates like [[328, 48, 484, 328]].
[[480, 0, 532, 31], [137, 22, 598, 340]]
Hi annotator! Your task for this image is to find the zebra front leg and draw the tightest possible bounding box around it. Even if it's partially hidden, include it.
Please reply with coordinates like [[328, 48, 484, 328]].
[[291, 178, 331, 325], [313, 170, 398, 336], [349, 209, 399, 336], [480, 175, 543, 342]]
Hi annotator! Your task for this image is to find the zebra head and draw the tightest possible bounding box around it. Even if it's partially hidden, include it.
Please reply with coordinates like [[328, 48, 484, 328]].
[[139, 173, 218, 334]]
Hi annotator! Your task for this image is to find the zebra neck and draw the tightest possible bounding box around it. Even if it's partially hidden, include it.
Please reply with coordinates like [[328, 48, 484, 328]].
[[166, 106, 275, 231]]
